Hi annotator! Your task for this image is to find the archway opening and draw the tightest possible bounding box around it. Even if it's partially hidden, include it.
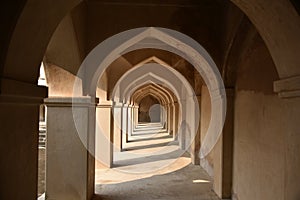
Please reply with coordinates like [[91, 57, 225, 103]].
[[37, 62, 47, 199], [87, 27, 225, 199], [138, 95, 161, 123]]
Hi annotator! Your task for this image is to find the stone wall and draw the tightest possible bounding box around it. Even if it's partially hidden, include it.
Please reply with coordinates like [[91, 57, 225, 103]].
[[232, 30, 300, 200]]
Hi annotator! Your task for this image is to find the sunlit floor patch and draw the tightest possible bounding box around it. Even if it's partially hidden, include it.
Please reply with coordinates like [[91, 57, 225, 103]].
[[94, 125, 219, 200], [94, 163, 219, 200], [95, 130, 191, 184]]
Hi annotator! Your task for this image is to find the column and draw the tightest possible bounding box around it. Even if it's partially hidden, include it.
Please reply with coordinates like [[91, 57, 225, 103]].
[[0, 78, 47, 200], [168, 103, 174, 136], [135, 106, 139, 127], [127, 105, 133, 137], [179, 100, 186, 150], [133, 105, 139, 130], [191, 95, 201, 165], [95, 100, 113, 168], [45, 97, 96, 200], [220, 88, 234, 198], [167, 104, 171, 134], [160, 105, 164, 127], [122, 104, 128, 147], [173, 102, 179, 140], [113, 102, 123, 152]]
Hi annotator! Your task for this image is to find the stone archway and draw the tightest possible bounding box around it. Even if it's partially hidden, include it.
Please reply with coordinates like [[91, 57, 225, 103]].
[[1, 1, 299, 199], [2, 0, 299, 86], [75, 28, 226, 160], [114, 62, 197, 152], [71, 28, 226, 200]]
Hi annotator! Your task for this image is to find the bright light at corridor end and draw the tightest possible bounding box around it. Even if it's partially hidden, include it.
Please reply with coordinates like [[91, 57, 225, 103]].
[[72, 27, 227, 173]]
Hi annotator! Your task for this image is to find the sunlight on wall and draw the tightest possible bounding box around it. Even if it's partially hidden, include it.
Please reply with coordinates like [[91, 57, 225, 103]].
[[38, 62, 47, 86]]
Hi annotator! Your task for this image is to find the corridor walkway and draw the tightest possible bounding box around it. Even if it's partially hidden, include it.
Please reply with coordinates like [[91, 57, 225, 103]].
[[94, 123, 220, 200]]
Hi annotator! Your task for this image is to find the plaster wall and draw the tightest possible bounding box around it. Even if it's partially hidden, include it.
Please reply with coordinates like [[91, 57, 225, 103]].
[[44, 63, 82, 97], [233, 92, 286, 200], [233, 84, 300, 199], [232, 27, 300, 200], [45, 13, 83, 75], [70, 3, 88, 61], [86, 1, 224, 63]]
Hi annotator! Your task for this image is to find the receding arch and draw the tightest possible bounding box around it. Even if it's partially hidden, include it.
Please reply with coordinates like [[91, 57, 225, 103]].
[[133, 87, 169, 106], [133, 85, 173, 106], [82, 27, 224, 157], [111, 62, 198, 152], [132, 85, 173, 125], [130, 83, 177, 130], [3, 0, 299, 89], [116, 63, 192, 104]]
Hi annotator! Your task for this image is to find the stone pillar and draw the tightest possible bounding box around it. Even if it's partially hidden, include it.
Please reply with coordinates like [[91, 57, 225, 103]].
[[207, 87, 234, 199], [169, 103, 174, 136], [160, 105, 165, 127], [122, 104, 129, 146], [191, 95, 201, 165], [133, 105, 139, 130], [127, 105, 133, 136], [173, 102, 179, 140], [95, 100, 113, 168], [113, 102, 123, 152], [131, 106, 135, 131], [0, 79, 47, 200], [179, 100, 186, 150], [45, 97, 96, 200], [221, 88, 234, 198], [167, 104, 171, 134]]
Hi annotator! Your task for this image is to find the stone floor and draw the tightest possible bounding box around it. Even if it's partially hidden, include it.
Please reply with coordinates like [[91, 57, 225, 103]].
[[37, 123, 220, 200], [94, 124, 220, 200]]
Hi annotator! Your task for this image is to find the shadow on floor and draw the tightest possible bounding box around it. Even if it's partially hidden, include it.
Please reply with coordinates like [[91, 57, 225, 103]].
[[131, 130, 167, 136], [93, 164, 220, 200], [123, 141, 174, 151], [128, 134, 173, 143], [113, 147, 189, 168]]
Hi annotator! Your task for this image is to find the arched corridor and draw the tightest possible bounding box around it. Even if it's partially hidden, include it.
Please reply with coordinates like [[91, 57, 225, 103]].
[[1, 1, 300, 200], [94, 130, 219, 200]]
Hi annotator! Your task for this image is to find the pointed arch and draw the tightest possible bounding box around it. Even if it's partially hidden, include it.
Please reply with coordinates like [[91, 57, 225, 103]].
[[75, 27, 226, 158]]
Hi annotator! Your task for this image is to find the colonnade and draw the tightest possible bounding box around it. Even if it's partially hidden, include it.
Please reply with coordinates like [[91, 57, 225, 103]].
[[40, 27, 227, 200], [95, 88, 181, 167]]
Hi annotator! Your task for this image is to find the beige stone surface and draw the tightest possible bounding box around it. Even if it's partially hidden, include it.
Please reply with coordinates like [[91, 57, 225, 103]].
[[45, 97, 95, 200], [1, 1, 300, 200], [95, 128, 219, 200]]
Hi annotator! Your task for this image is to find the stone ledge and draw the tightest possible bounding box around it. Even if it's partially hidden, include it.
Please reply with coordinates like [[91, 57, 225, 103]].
[[0, 78, 47, 104], [0, 94, 44, 105], [113, 102, 124, 108], [0, 78, 47, 98], [274, 76, 300, 98], [44, 96, 98, 107], [97, 100, 113, 108]]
